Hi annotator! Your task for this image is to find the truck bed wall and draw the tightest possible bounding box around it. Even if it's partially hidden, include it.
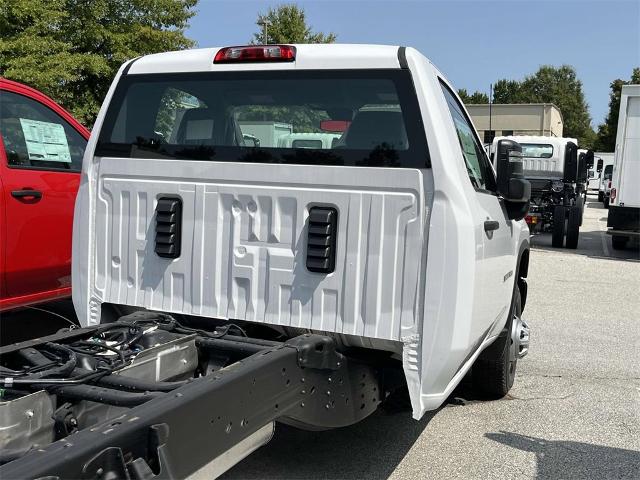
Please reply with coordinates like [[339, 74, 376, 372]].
[[83, 158, 427, 343]]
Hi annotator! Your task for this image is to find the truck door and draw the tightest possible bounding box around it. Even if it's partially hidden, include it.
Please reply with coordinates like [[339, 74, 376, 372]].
[[0, 170, 5, 300], [0, 89, 85, 301], [441, 86, 514, 340]]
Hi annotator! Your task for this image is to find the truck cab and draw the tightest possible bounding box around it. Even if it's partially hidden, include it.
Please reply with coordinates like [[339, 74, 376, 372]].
[[588, 153, 604, 191], [490, 135, 586, 248], [596, 152, 614, 202]]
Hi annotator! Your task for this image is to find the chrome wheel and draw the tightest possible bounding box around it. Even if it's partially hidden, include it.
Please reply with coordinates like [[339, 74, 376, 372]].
[[511, 312, 530, 360]]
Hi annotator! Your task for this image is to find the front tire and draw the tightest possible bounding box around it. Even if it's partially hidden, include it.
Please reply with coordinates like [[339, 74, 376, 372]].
[[604, 197, 610, 209], [472, 288, 525, 398], [598, 192, 604, 202], [576, 195, 584, 226], [552, 206, 566, 248]]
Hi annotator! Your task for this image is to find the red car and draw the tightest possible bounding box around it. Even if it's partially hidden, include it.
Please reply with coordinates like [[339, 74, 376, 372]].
[[0, 79, 89, 312]]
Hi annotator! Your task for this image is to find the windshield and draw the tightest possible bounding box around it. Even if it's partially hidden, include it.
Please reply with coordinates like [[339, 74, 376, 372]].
[[520, 143, 554, 158], [96, 70, 429, 168]]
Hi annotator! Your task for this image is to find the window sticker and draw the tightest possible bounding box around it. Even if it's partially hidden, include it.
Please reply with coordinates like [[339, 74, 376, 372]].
[[19, 118, 72, 163]]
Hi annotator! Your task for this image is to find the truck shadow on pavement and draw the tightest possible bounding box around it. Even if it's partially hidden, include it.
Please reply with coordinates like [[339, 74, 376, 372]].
[[485, 431, 640, 479], [221, 409, 436, 479], [530, 231, 640, 262], [586, 201, 605, 209], [530, 195, 640, 262]]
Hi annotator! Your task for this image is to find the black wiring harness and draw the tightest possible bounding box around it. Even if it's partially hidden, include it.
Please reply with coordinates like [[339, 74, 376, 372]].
[[0, 313, 247, 391]]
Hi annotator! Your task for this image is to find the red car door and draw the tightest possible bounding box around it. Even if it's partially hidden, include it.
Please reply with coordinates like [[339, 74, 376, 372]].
[[0, 81, 89, 310]]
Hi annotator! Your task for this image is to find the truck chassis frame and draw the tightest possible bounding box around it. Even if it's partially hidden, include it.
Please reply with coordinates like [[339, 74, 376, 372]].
[[526, 182, 578, 230], [0, 327, 382, 479]]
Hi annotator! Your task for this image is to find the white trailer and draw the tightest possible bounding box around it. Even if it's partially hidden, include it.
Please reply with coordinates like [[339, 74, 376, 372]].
[[607, 84, 640, 249]]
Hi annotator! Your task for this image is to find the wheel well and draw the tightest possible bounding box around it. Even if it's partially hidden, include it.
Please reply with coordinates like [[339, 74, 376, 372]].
[[517, 248, 529, 311]]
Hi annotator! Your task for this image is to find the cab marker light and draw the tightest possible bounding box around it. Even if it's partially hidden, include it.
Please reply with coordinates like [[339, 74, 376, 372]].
[[214, 45, 296, 63]]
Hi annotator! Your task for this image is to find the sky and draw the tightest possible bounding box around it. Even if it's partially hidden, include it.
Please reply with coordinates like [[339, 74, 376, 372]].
[[187, 0, 640, 127]]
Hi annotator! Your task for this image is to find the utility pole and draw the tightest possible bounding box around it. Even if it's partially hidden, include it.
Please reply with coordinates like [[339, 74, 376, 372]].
[[257, 17, 270, 44], [489, 83, 493, 142]]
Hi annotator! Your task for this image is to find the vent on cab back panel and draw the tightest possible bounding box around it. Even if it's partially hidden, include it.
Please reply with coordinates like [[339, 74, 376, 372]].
[[306, 206, 337, 273], [155, 197, 182, 258]]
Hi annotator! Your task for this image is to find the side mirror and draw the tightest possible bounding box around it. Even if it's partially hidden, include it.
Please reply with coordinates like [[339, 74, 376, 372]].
[[577, 151, 588, 184], [596, 158, 604, 173], [584, 150, 594, 170], [496, 139, 531, 221], [563, 142, 578, 183]]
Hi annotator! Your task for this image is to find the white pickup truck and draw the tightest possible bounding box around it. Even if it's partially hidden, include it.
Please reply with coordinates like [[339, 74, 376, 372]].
[[0, 44, 532, 479]]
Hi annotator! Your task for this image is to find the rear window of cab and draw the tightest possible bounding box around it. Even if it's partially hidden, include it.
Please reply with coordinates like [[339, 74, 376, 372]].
[[96, 70, 429, 168]]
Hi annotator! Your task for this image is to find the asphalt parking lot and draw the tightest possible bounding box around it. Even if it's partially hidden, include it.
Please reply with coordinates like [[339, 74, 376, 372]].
[[220, 194, 640, 480]]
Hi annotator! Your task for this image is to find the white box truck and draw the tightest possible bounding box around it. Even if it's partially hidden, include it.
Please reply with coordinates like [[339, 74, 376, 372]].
[[607, 84, 640, 249]]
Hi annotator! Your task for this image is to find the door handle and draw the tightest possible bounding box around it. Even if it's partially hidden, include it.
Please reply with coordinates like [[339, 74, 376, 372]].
[[484, 220, 500, 232], [11, 189, 42, 199]]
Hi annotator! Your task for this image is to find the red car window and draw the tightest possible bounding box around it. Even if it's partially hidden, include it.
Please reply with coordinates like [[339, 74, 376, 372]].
[[0, 91, 86, 171]]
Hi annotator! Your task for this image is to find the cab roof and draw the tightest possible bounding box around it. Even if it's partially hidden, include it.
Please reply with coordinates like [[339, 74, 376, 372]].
[[126, 44, 405, 75]]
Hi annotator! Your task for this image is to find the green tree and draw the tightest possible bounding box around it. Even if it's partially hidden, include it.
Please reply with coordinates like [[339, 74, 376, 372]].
[[251, 4, 336, 44], [0, 0, 197, 126], [493, 79, 527, 103], [594, 67, 640, 151], [458, 89, 489, 104], [492, 66, 595, 147]]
